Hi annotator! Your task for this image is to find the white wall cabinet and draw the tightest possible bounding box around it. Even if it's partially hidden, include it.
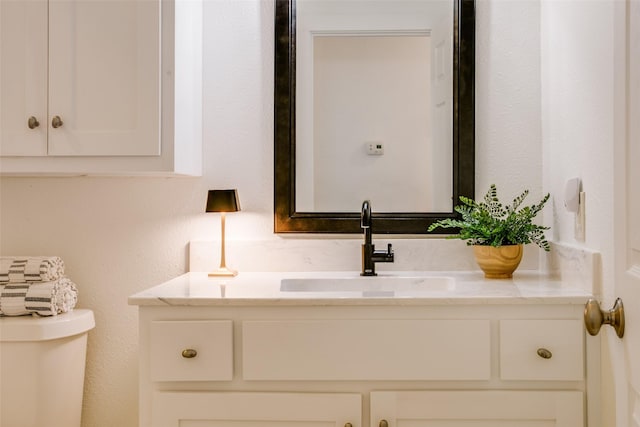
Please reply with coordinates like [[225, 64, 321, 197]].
[[0, 0, 201, 175], [134, 302, 597, 427]]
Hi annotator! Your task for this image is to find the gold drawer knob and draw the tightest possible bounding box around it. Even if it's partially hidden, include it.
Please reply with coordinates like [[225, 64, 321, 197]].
[[537, 348, 552, 359], [181, 348, 198, 358], [344, 424, 353, 427], [28, 116, 40, 129], [51, 115, 63, 128], [379, 420, 389, 427]]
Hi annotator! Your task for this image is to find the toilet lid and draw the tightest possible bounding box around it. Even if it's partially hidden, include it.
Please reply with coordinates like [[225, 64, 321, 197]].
[[0, 309, 95, 341]]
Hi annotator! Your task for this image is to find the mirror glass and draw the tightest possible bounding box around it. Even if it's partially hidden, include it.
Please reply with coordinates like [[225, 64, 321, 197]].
[[275, 0, 475, 233], [296, 0, 453, 213]]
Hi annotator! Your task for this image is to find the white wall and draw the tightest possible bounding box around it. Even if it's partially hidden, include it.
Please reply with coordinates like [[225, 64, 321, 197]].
[[540, 0, 617, 425], [0, 1, 543, 426], [475, 0, 542, 199], [541, 0, 615, 262]]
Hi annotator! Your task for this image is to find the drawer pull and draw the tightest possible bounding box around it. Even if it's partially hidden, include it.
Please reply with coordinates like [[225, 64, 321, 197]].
[[537, 348, 553, 359], [379, 420, 389, 427], [51, 115, 63, 128], [27, 116, 40, 129], [181, 348, 198, 358]]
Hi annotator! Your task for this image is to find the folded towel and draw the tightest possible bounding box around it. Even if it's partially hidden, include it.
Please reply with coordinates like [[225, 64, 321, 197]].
[[0, 277, 78, 317], [0, 256, 65, 284]]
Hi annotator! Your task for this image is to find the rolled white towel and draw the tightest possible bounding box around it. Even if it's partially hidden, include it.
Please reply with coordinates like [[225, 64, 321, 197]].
[[0, 256, 65, 284], [0, 277, 78, 317]]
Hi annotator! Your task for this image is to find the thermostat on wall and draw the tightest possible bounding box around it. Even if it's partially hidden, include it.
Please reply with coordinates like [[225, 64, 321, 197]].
[[366, 142, 384, 156]]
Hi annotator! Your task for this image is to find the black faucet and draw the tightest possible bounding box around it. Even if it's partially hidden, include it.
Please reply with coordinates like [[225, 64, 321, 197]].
[[361, 200, 394, 276]]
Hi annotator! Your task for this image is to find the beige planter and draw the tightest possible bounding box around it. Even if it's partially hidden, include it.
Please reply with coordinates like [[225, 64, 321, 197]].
[[473, 244, 523, 279]]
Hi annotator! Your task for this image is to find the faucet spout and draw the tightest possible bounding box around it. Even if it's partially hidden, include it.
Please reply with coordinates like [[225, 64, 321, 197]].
[[361, 200, 394, 276], [361, 200, 372, 229], [361, 200, 373, 254]]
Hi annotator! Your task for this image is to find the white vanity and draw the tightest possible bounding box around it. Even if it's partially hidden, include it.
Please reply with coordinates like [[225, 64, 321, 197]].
[[129, 271, 598, 427]]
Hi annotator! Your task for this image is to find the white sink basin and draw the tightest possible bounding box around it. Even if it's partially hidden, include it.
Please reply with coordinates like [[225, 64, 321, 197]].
[[280, 276, 455, 294]]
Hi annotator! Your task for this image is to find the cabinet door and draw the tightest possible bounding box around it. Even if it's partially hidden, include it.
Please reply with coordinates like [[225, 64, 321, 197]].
[[48, 0, 160, 156], [152, 391, 361, 427], [370, 391, 584, 427], [0, 0, 48, 156]]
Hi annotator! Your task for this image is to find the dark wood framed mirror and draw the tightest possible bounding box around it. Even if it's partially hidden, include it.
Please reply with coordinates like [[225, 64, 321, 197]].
[[275, 0, 475, 234]]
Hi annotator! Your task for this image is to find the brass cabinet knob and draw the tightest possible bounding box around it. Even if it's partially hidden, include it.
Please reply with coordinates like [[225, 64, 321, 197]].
[[181, 348, 198, 358], [584, 298, 625, 338], [379, 420, 389, 427], [344, 423, 353, 427], [537, 348, 552, 359], [51, 115, 63, 128], [27, 116, 40, 129]]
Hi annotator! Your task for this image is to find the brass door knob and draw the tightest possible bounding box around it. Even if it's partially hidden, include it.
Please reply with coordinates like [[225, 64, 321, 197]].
[[27, 116, 40, 129], [51, 115, 63, 128], [181, 348, 198, 358], [379, 420, 389, 427], [584, 298, 625, 338]]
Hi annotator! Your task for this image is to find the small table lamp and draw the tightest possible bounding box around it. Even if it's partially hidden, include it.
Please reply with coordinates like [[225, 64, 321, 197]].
[[206, 189, 240, 277]]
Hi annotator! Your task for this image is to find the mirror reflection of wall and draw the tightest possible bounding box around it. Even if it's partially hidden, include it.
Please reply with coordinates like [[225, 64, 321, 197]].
[[295, 0, 453, 213]]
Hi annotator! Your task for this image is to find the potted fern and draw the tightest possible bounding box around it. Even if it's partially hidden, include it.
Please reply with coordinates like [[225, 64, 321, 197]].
[[428, 184, 550, 278]]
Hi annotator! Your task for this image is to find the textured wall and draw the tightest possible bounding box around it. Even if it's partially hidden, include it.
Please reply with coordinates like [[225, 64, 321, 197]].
[[541, 0, 615, 278], [0, 1, 543, 426], [475, 0, 542, 198], [540, 1, 618, 425]]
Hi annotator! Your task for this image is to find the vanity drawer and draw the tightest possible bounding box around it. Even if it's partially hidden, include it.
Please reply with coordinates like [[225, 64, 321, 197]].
[[149, 320, 233, 382], [242, 319, 491, 381], [500, 319, 583, 381]]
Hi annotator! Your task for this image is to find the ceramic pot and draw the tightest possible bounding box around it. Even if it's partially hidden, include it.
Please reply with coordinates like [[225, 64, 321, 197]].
[[473, 244, 523, 279]]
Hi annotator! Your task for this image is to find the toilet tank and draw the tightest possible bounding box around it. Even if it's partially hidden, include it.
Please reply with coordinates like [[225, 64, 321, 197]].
[[0, 309, 95, 427]]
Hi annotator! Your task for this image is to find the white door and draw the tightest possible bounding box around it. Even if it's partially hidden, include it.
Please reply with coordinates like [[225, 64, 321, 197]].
[[611, 1, 640, 426], [429, 5, 453, 211]]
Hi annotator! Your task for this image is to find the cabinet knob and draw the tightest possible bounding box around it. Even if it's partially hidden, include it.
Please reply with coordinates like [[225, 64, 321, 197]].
[[51, 115, 63, 128], [27, 116, 40, 129], [379, 420, 389, 427], [344, 423, 353, 427], [181, 348, 198, 358], [536, 348, 552, 359]]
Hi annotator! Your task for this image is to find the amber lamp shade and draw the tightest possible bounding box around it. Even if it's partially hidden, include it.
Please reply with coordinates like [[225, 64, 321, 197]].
[[206, 190, 240, 277]]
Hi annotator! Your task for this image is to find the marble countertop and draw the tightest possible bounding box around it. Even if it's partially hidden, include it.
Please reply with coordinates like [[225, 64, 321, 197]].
[[128, 271, 593, 307]]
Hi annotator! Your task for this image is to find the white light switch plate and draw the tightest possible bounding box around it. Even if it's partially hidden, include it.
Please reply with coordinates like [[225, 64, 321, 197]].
[[575, 192, 585, 242]]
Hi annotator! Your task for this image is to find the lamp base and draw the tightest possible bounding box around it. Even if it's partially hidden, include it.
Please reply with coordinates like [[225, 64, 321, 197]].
[[208, 267, 237, 277]]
